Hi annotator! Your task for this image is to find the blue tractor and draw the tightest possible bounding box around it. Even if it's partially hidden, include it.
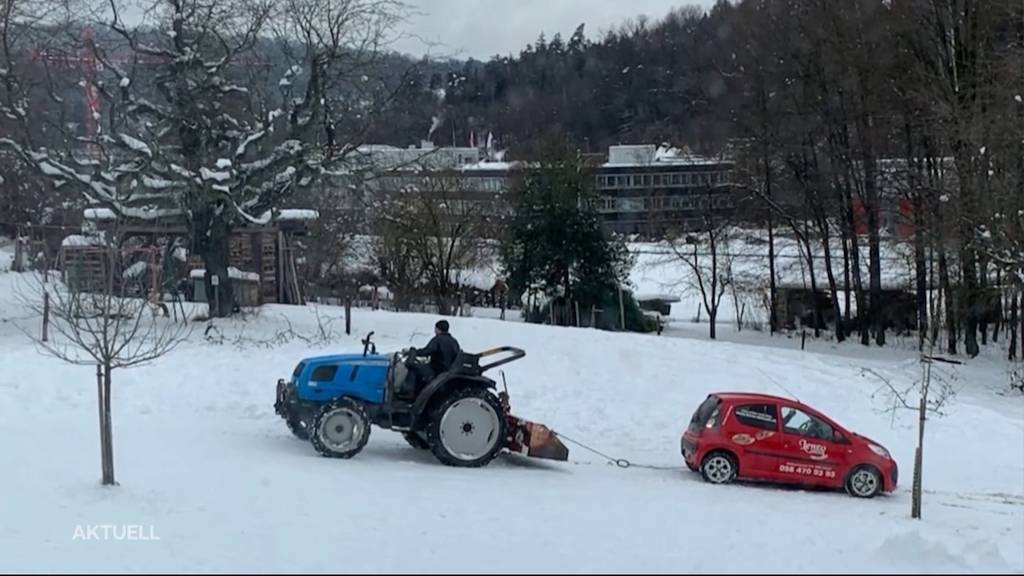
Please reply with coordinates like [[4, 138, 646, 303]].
[[274, 333, 568, 467]]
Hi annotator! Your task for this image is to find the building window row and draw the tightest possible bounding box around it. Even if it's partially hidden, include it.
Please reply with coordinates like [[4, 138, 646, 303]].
[[597, 194, 733, 213], [596, 171, 729, 190]]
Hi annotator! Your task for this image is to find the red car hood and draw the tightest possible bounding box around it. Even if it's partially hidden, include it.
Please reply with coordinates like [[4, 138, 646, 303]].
[[852, 432, 884, 449]]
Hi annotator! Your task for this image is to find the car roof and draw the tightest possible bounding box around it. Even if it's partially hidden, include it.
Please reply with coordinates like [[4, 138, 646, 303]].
[[710, 392, 851, 431], [712, 392, 800, 404]]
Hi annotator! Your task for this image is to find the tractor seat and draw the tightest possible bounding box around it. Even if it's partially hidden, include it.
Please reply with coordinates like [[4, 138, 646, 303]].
[[449, 352, 482, 376]]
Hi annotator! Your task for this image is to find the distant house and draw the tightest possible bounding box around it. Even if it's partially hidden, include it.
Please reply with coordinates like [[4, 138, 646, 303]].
[[59, 208, 316, 306]]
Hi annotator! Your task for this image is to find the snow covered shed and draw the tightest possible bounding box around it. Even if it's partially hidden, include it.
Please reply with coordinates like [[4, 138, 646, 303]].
[[60, 208, 317, 306]]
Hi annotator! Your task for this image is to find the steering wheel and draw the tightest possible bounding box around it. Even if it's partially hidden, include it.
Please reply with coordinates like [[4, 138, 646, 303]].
[[400, 348, 421, 366], [798, 420, 814, 435]]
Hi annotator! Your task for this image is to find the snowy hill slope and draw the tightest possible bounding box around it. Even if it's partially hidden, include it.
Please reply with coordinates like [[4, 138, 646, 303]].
[[0, 263, 1021, 573]]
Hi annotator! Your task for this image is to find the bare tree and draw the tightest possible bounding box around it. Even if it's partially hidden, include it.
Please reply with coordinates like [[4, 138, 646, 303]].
[[666, 186, 732, 339], [1, 0, 410, 317], [17, 234, 189, 486], [865, 351, 960, 519], [372, 170, 492, 315]]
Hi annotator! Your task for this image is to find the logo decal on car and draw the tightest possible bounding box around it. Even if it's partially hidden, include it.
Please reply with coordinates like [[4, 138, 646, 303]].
[[731, 433, 755, 446], [799, 439, 828, 460]]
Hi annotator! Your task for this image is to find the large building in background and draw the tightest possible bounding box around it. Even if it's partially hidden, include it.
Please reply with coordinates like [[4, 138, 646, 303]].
[[595, 145, 735, 236], [314, 142, 519, 235], [328, 142, 734, 239]]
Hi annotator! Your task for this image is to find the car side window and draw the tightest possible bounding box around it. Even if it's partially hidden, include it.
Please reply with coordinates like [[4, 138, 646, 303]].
[[781, 407, 836, 442], [310, 365, 338, 382], [733, 404, 778, 431]]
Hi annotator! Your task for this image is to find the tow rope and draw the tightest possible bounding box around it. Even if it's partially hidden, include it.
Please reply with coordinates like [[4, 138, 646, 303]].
[[552, 432, 687, 471]]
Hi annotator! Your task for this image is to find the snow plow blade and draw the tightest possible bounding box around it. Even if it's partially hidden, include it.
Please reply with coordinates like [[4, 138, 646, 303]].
[[507, 416, 569, 461]]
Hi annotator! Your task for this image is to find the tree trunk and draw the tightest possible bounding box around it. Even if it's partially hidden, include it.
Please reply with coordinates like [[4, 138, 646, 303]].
[[992, 270, 1001, 344], [768, 211, 778, 335], [841, 226, 851, 326], [857, 119, 884, 346], [345, 295, 352, 335], [929, 244, 940, 346], [198, 214, 234, 318], [979, 257, 989, 346], [816, 213, 844, 342], [96, 364, 107, 483], [866, 200, 884, 346], [802, 218, 821, 339], [709, 224, 719, 340], [912, 191, 928, 351], [939, 248, 957, 355], [843, 180, 869, 345], [914, 218, 928, 351], [98, 363, 115, 486], [1009, 289, 1018, 361], [962, 247, 980, 357], [618, 287, 625, 331], [764, 153, 778, 335]]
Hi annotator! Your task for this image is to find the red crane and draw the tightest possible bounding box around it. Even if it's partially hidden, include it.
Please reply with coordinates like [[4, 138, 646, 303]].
[[31, 27, 102, 152]]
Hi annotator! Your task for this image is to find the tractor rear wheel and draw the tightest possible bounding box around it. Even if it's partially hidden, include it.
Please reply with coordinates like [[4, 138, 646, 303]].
[[311, 398, 371, 459], [427, 387, 506, 468]]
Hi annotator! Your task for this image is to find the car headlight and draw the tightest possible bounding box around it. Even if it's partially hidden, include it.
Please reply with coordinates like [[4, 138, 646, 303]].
[[869, 444, 890, 459]]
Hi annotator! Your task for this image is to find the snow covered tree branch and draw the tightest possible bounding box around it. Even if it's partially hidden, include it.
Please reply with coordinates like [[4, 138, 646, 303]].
[[1, 0, 410, 316]]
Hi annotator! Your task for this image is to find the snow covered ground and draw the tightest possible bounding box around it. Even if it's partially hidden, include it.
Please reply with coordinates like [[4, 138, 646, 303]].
[[0, 249, 1022, 573]]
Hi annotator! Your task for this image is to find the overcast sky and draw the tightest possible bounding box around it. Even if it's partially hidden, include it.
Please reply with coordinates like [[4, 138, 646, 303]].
[[393, 1, 716, 60]]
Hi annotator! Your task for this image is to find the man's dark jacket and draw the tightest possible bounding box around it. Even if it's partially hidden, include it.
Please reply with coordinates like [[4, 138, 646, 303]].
[[415, 333, 461, 375]]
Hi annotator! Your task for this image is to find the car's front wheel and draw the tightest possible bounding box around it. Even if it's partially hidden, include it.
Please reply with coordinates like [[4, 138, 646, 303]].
[[700, 451, 738, 485], [846, 465, 882, 498]]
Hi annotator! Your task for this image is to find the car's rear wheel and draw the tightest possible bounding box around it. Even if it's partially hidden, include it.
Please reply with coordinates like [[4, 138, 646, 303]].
[[700, 451, 738, 485], [846, 465, 882, 498]]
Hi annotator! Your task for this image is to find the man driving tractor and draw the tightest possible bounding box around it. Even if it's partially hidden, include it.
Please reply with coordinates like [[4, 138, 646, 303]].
[[402, 320, 461, 397]]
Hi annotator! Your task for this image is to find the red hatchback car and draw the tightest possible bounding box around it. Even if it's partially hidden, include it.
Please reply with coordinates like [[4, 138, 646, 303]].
[[681, 393, 897, 498]]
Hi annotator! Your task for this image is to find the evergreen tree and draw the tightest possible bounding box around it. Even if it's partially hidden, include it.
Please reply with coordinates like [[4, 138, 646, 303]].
[[501, 136, 641, 329]]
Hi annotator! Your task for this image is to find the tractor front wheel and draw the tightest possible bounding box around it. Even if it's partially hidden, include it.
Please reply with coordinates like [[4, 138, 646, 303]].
[[311, 398, 371, 459], [286, 416, 310, 440], [427, 387, 506, 468]]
